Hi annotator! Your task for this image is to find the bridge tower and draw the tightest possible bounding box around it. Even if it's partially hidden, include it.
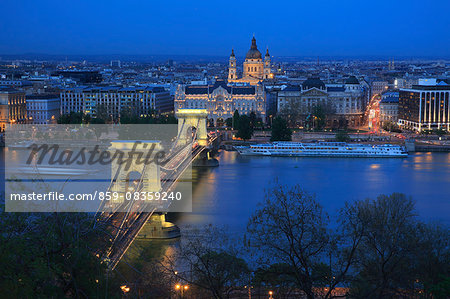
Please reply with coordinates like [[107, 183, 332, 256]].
[[107, 141, 180, 239], [109, 140, 161, 199], [176, 109, 208, 146]]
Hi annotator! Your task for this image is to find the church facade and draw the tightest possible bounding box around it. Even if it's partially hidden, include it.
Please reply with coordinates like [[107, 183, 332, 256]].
[[175, 37, 271, 126], [228, 36, 273, 85]]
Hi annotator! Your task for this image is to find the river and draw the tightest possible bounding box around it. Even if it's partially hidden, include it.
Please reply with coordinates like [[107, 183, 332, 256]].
[[173, 150, 450, 230]]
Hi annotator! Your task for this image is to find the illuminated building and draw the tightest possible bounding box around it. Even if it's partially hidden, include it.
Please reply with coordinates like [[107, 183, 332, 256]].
[[379, 91, 399, 125], [175, 36, 272, 125], [26, 94, 60, 124], [372, 80, 389, 96], [0, 87, 27, 132], [277, 76, 367, 128], [228, 36, 273, 85], [398, 79, 450, 131], [60, 86, 173, 121], [175, 79, 266, 126]]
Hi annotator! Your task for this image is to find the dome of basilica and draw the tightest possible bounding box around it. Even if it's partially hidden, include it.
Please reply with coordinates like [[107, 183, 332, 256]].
[[245, 36, 262, 59]]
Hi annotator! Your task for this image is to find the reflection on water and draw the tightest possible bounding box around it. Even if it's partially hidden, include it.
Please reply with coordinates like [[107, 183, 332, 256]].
[[176, 151, 450, 231], [2, 148, 450, 272], [2, 148, 449, 225], [116, 239, 179, 280]]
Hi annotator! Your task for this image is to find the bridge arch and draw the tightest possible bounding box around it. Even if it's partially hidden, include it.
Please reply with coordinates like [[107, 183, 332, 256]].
[[109, 141, 162, 202], [176, 109, 208, 146]]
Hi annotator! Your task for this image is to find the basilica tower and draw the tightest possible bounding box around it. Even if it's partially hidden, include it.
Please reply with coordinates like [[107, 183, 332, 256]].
[[228, 49, 236, 81], [264, 48, 271, 79], [243, 36, 264, 80]]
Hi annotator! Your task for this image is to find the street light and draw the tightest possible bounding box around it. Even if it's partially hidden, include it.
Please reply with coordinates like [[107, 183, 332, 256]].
[[269, 290, 274, 298], [120, 285, 130, 293], [175, 283, 189, 298]]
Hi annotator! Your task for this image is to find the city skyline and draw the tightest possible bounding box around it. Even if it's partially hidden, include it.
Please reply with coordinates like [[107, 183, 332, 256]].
[[1, 0, 450, 57]]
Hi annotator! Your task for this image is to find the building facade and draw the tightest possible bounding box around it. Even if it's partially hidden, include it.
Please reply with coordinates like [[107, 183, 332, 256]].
[[398, 82, 450, 131], [379, 91, 399, 125], [175, 79, 266, 126], [26, 94, 60, 124], [372, 80, 389, 96], [60, 86, 173, 121], [228, 36, 273, 85], [0, 87, 27, 132], [277, 76, 367, 128]]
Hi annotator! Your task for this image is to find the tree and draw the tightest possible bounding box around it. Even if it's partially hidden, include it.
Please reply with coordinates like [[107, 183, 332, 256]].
[[434, 128, 447, 137], [0, 208, 119, 297], [89, 118, 106, 141], [193, 251, 249, 299], [270, 116, 292, 141], [246, 183, 332, 299], [168, 225, 249, 299], [232, 110, 240, 130], [413, 223, 450, 298], [158, 113, 178, 124], [383, 121, 402, 133], [312, 104, 327, 130], [95, 103, 110, 123], [57, 112, 84, 124], [120, 106, 140, 124], [279, 99, 303, 127], [253, 263, 297, 298], [236, 115, 253, 140], [246, 182, 365, 299], [225, 117, 233, 128], [335, 131, 351, 142], [82, 113, 91, 124], [249, 111, 257, 130], [347, 193, 420, 298]]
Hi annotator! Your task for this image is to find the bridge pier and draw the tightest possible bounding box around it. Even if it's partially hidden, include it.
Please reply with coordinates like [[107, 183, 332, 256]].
[[193, 149, 219, 167], [137, 213, 180, 239]]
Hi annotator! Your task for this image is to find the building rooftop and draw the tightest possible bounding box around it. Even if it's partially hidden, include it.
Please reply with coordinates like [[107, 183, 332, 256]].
[[327, 86, 346, 92], [345, 76, 359, 84], [282, 85, 301, 92], [27, 94, 60, 100], [63, 86, 167, 93], [302, 77, 325, 90], [245, 36, 262, 60], [380, 96, 399, 103], [185, 79, 256, 95], [0, 86, 21, 93]]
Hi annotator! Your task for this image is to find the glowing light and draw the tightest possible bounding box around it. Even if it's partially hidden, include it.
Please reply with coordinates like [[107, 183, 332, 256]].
[[120, 285, 130, 293]]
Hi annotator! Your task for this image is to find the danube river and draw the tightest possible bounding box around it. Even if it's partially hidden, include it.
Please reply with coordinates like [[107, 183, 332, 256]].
[[1, 148, 449, 226], [173, 150, 450, 230]]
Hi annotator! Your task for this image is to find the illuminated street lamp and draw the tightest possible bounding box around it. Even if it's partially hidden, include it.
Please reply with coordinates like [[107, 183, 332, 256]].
[[269, 290, 274, 298], [120, 285, 130, 293], [175, 283, 189, 298]]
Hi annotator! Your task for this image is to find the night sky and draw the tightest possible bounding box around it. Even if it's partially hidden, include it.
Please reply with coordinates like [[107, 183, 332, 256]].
[[1, 0, 449, 57]]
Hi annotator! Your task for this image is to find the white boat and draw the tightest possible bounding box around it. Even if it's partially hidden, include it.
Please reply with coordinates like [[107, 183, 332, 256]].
[[235, 142, 408, 158]]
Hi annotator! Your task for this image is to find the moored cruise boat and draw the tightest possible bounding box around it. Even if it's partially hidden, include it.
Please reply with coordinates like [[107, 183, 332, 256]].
[[235, 142, 408, 158]]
